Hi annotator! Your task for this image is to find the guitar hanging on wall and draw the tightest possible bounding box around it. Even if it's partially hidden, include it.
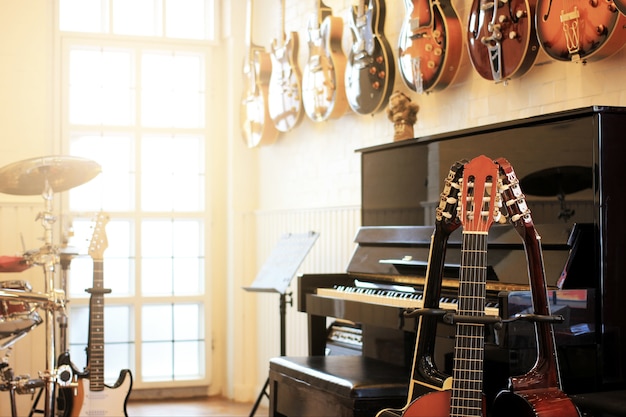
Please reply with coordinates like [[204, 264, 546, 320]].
[[375, 160, 465, 417], [302, 0, 348, 122], [398, 0, 463, 94], [535, 0, 626, 63], [268, 0, 304, 132], [466, 0, 539, 82], [491, 158, 581, 417], [71, 212, 133, 417], [240, 0, 278, 147], [345, 0, 395, 115]]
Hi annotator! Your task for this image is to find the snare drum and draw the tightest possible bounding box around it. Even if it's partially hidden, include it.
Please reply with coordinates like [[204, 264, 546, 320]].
[[0, 280, 42, 348]]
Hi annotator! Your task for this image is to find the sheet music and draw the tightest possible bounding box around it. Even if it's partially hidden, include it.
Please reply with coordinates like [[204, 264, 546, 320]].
[[244, 231, 319, 294]]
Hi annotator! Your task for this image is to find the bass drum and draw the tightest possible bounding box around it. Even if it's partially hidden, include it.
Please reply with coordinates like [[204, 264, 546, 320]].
[[0, 280, 43, 349]]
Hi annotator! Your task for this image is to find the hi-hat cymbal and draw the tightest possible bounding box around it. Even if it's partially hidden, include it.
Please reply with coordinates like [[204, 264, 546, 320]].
[[520, 165, 593, 197], [0, 155, 101, 196]]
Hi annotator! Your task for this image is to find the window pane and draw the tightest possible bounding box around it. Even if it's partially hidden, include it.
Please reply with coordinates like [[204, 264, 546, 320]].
[[69, 48, 134, 126], [166, 0, 210, 40], [142, 342, 173, 381], [173, 304, 202, 340], [60, 0, 106, 33], [141, 52, 204, 128], [174, 341, 204, 379], [142, 304, 172, 342], [141, 135, 205, 211], [69, 134, 135, 211], [112, 0, 161, 36]]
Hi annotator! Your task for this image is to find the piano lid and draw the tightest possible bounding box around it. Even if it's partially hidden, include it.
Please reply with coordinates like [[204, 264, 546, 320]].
[[346, 224, 573, 287]]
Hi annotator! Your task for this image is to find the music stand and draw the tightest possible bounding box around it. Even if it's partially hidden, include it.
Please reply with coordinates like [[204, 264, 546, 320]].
[[243, 231, 319, 417]]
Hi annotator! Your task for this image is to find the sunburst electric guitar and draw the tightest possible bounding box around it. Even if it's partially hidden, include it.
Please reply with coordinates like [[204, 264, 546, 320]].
[[376, 160, 465, 417], [345, 0, 395, 115], [268, 0, 304, 132], [467, 0, 539, 82], [398, 0, 463, 94], [240, 0, 278, 147], [491, 158, 581, 417], [536, 0, 626, 62], [302, 0, 348, 122], [71, 213, 133, 417]]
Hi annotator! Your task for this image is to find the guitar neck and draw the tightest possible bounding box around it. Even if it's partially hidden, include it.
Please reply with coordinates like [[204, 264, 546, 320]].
[[87, 259, 107, 392], [450, 231, 487, 417]]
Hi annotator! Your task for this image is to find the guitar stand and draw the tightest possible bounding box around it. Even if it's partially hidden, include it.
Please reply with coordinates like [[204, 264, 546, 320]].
[[249, 292, 292, 417]]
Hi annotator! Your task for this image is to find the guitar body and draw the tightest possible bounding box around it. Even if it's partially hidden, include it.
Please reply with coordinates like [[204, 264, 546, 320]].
[[492, 388, 580, 417], [241, 46, 278, 147], [398, 0, 462, 93], [302, 14, 348, 122], [268, 32, 304, 132], [536, 0, 626, 62], [71, 370, 133, 417], [467, 0, 539, 82], [345, 0, 395, 115], [616, 0, 626, 15]]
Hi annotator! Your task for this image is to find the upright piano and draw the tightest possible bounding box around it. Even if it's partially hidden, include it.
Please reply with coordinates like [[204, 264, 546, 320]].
[[281, 107, 626, 416]]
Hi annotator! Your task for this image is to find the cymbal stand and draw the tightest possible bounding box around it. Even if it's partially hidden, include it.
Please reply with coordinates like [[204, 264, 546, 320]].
[[30, 182, 61, 417]]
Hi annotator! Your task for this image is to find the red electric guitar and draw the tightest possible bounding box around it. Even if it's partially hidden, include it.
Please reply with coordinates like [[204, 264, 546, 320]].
[[71, 213, 133, 417], [267, 0, 304, 132], [301, 0, 348, 122], [535, 0, 626, 62], [398, 0, 463, 94], [240, 0, 278, 147], [467, 0, 539, 82], [345, 0, 395, 115], [375, 160, 465, 417], [491, 158, 581, 417]]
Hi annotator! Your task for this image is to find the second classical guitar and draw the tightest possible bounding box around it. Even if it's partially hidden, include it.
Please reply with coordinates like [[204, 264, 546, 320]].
[[491, 158, 581, 417], [345, 0, 395, 115], [398, 0, 463, 93], [71, 213, 133, 417]]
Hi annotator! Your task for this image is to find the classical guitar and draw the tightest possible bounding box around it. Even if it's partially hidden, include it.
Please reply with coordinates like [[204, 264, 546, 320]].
[[491, 158, 581, 417], [302, 0, 348, 122], [467, 0, 539, 82], [268, 0, 304, 132], [71, 213, 133, 417], [398, 0, 463, 94], [345, 0, 395, 115], [535, 0, 626, 62], [375, 160, 465, 417], [240, 0, 278, 147]]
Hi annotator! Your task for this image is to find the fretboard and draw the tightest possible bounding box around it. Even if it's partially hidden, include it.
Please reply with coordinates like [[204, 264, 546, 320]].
[[451, 232, 487, 417], [88, 259, 105, 392]]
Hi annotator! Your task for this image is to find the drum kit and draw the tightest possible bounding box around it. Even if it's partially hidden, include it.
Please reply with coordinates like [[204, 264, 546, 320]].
[[0, 155, 101, 417]]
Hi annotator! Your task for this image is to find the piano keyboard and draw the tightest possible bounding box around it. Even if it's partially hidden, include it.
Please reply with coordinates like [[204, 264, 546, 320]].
[[316, 285, 500, 316]]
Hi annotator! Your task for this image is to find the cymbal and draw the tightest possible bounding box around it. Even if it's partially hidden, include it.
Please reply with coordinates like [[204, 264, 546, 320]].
[[0, 155, 101, 195], [520, 165, 593, 197]]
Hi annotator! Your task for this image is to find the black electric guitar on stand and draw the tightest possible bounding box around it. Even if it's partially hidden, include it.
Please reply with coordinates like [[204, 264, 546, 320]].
[[302, 0, 348, 122], [491, 158, 580, 417], [345, 0, 395, 115], [376, 160, 465, 417], [71, 213, 133, 417]]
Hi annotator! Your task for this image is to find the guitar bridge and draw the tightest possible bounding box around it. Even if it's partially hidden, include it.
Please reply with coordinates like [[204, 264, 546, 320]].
[[560, 7, 581, 55]]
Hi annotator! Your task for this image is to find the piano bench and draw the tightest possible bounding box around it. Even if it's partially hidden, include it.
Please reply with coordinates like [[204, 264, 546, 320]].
[[268, 355, 409, 417]]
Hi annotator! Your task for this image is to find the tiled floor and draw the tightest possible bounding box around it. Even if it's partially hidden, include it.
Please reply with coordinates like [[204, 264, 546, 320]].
[[126, 397, 269, 417]]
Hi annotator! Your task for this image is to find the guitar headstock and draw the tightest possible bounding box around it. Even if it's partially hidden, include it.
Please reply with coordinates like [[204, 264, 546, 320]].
[[88, 212, 110, 261], [496, 157, 533, 227], [436, 159, 466, 234], [458, 155, 503, 232]]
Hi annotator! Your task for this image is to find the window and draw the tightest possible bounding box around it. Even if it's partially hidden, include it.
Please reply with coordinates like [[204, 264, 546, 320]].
[[58, 0, 215, 388]]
